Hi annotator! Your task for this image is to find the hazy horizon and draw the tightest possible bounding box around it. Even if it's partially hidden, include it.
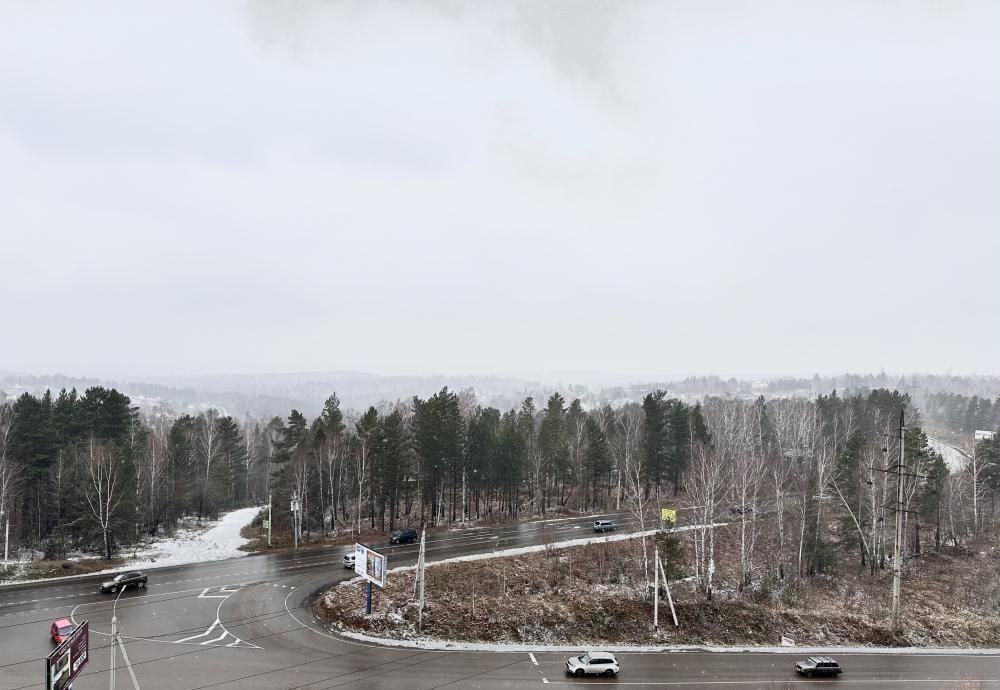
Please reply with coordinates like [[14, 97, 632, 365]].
[[2, 1, 997, 377]]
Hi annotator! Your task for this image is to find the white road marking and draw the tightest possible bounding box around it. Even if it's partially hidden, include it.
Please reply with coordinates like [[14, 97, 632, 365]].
[[176, 619, 220, 643], [529, 653, 538, 666]]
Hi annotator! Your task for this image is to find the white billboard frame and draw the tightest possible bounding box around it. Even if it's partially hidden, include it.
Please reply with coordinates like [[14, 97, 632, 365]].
[[354, 543, 387, 588], [974, 430, 995, 441]]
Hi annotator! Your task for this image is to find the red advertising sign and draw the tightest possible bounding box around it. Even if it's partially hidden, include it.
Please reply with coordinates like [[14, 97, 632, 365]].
[[46, 620, 89, 690]]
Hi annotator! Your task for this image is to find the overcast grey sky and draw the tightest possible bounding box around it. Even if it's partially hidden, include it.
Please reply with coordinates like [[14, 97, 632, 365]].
[[1, 0, 997, 380]]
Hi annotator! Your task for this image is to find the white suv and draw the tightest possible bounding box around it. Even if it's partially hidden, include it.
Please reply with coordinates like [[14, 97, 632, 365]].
[[343, 553, 356, 569], [566, 651, 619, 677], [593, 520, 616, 532]]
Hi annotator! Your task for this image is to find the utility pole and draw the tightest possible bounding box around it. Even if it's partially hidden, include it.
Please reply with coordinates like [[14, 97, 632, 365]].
[[267, 493, 272, 547], [461, 469, 467, 524], [891, 411, 905, 633], [653, 547, 659, 628], [416, 528, 427, 631]]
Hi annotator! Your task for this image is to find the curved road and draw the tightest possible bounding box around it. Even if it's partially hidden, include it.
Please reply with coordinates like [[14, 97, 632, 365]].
[[1, 512, 997, 690]]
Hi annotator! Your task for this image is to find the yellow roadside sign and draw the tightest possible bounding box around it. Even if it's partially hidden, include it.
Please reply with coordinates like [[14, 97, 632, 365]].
[[660, 508, 676, 523]]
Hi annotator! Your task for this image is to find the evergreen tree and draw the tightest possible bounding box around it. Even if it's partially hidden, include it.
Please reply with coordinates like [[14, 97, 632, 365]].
[[539, 393, 569, 510], [583, 416, 611, 509], [642, 391, 668, 495]]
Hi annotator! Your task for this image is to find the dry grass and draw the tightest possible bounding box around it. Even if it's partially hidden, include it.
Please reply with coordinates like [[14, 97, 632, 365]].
[[24, 557, 125, 579], [316, 525, 1000, 648]]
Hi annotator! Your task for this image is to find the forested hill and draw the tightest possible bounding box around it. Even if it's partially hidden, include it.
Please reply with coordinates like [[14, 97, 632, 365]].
[[3, 372, 998, 421]]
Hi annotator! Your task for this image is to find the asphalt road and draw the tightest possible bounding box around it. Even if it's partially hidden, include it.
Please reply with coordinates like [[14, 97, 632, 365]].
[[1, 510, 997, 690]]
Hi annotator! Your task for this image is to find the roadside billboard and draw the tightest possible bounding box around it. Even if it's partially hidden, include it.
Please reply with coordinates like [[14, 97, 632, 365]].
[[354, 543, 387, 588], [975, 430, 995, 441], [45, 620, 88, 690]]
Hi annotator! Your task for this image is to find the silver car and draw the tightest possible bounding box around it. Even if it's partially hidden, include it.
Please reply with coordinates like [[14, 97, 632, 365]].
[[566, 651, 619, 677], [593, 520, 616, 533], [343, 553, 356, 569]]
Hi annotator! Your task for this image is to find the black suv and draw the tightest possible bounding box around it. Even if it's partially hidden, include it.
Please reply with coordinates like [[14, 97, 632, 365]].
[[100, 571, 148, 594], [389, 527, 418, 544], [794, 656, 842, 678]]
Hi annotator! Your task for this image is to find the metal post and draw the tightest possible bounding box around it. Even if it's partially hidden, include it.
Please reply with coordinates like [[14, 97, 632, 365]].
[[109, 615, 117, 690], [366, 580, 373, 615], [267, 494, 272, 547], [891, 411, 905, 633], [462, 469, 467, 524], [653, 547, 659, 628], [659, 553, 679, 627], [417, 529, 426, 631], [291, 492, 300, 550]]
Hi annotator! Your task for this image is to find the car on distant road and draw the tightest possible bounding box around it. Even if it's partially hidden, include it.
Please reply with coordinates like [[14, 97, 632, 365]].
[[593, 520, 616, 532], [389, 527, 418, 544], [794, 656, 842, 678], [730, 505, 754, 516], [343, 553, 356, 569], [566, 651, 619, 677], [50, 619, 76, 645], [99, 571, 147, 594]]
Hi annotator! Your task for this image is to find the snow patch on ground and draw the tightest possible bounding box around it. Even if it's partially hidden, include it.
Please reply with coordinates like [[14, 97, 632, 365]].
[[0, 506, 262, 586], [928, 437, 969, 474], [126, 506, 262, 569]]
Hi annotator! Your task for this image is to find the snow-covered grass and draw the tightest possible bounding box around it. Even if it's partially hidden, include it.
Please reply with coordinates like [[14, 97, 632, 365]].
[[0, 506, 263, 586], [125, 505, 262, 569]]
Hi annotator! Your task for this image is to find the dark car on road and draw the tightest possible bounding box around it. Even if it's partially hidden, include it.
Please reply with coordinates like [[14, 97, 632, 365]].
[[100, 571, 148, 593], [794, 656, 842, 678], [389, 527, 418, 545]]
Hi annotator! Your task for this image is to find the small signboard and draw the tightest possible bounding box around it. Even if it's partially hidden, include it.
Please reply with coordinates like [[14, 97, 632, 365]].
[[354, 543, 387, 588], [975, 430, 995, 441], [660, 508, 677, 523], [46, 620, 88, 690]]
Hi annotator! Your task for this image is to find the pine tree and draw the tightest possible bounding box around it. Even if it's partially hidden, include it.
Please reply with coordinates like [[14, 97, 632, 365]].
[[642, 391, 668, 496], [539, 393, 569, 511]]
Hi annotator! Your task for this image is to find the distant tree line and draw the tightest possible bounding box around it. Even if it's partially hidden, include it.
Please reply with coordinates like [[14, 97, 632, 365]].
[[922, 392, 1000, 438]]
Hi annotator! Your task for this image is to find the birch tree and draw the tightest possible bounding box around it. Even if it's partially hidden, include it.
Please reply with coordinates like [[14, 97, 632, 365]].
[[616, 405, 647, 583], [687, 442, 724, 599], [84, 438, 126, 560], [198, 409, 220, 522], [0, 401, 16, 542]]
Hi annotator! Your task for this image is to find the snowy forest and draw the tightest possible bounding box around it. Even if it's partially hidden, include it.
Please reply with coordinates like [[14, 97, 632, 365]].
[[1, 385, 999, 583]]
